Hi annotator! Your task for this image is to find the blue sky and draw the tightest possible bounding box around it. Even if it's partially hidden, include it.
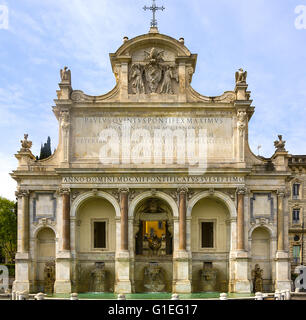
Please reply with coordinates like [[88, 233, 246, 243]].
[[0, 0, 305, 200]]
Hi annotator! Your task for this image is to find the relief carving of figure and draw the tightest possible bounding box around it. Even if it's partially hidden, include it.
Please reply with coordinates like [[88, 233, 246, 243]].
[[60, 66, 71, 83], [274, 135, 286, 152], [160, 66, 178, 94], [20, 134, 32, 151], [235, 68, 247, 84], [129, 64, 145, 94], [60, 110, 70, 131], [237, 111, 247, 136]]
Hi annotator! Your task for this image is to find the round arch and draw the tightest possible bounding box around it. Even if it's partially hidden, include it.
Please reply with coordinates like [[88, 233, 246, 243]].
[[187, 191, 237, 219], [33, 225, 57, 239], [248, 224, 275, 240], [71, 191, 120, 218], [128, 191, 178, 218]]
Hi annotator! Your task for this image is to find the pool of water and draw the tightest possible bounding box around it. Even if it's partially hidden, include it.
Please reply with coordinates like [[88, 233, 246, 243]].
[[47, 292, 254, 300]]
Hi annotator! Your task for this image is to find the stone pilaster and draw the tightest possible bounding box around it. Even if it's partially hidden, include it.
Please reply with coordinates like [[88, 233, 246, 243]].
[[173, 187, 191, 294], [54, 188, 72, 294], [115, 188, 132, 294], [13, 190, 31, 293], [275, 190, 291, 291]]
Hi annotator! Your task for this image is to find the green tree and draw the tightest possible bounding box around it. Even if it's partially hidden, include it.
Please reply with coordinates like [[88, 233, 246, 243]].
[[0, 197, 17, 263]]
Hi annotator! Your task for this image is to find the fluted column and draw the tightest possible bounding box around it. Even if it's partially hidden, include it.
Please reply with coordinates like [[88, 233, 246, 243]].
[[120, 188, 129, 251], [237, 188, 246, 251], [277, 190, 285, 251], [178, 187, 188, 251], [60, 188, 71, 251]]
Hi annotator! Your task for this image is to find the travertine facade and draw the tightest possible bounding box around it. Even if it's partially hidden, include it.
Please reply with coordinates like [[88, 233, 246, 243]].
[[12, 28, 300, 294]]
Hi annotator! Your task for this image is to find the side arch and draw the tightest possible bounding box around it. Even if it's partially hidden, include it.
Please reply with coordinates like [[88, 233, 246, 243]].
[[71, 191, 120, 218], [187, 191, 237, 219]]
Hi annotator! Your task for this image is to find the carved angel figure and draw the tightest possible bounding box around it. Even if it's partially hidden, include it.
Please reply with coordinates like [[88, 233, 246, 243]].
[[160, 66, 178, 94], [274, 135, 286, 152], [129, 64, 145, 94], [235, 68, 247, 84], [60, 66, 71, 83], [20, 134, 32, 151]]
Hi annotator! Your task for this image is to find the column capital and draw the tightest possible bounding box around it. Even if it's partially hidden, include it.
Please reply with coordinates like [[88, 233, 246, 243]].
[[119, 188, 129, 194], [277, 189, 286, 198], [177, 186, 188, 194], [58, 187, 71, 196], [15, 190, 30, 198], [237, 187, 247, 195]]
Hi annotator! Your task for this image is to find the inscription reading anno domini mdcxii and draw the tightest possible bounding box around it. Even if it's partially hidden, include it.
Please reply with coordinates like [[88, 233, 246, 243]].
[[62, 175, 244, 184]]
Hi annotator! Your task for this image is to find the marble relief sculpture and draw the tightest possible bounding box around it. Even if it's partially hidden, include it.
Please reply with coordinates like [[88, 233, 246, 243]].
[[129, 47, 178, 94]]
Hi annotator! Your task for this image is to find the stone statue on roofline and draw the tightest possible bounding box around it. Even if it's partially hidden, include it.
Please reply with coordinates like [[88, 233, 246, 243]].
[[20, 134, 32, 152], [60, 66, 71, 84], [274, 135, 286, 152], [235, 68, 247, 84]]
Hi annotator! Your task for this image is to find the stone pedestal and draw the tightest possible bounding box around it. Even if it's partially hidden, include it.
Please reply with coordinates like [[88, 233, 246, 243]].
[[54, 251, 72, 294], [275, 251, 292, 291], [115, 251, 132, 294], [13, 253, 31, 293], [232, 251, 251, 293], [173, 250, 191, 293]]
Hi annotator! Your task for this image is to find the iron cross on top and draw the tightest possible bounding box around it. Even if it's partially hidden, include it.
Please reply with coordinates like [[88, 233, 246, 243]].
[[143, 0, 165, 28]]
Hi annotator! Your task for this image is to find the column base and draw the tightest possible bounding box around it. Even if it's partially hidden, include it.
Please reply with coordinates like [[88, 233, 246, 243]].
[[115, 251, 132, 294], [55, 251, 72, 294], [173, 250, 191, 294], [232, 251, 251, 293], [54, 280, 72, 294], [12, 280, 31, 293], [14, 252, 31, 293], [115, 280, 132, 294], [275, 251, 292, 291], [173, 280, 192, 294]]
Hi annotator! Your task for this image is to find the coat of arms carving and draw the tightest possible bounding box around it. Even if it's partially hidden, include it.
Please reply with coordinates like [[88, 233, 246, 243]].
[[129, 47, 178, 95]]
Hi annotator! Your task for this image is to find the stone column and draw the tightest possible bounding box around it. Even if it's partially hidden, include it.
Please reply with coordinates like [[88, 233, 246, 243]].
[[20, 190, 30, 253], [237, 188, 245, 251], [115, 188, 132, 294], [232, 188, 251, 293], [173, 187, 191, 293], [54, 188, 72, 294], [275, 190, 291, 291], [120, 189, 129, 251], [179, 187, 187, 251], [62, 189, 71, 251], [13, 190, 31, 293], [277, 191, 284, 251]]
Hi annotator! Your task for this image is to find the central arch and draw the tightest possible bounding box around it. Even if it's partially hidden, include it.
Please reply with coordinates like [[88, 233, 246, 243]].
[[129, 191, 178, 293]]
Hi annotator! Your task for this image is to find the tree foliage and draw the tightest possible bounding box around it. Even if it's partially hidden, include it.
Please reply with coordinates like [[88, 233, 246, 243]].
[[0, 197, 17, 263]]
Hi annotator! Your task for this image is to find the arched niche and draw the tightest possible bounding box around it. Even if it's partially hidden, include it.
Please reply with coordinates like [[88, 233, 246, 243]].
[[35, 227, 56, 293]]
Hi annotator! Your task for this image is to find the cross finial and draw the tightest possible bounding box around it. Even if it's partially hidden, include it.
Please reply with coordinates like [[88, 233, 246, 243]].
[[143, 0, 165, 28]]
